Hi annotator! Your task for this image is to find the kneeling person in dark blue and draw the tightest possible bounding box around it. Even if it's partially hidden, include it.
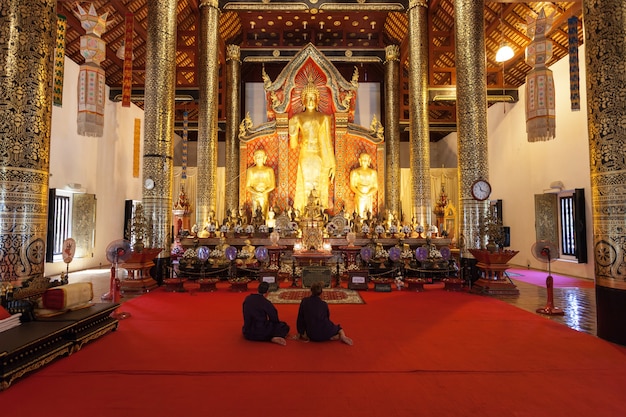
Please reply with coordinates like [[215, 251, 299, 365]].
[[242, 282, 290, 345], [296, 281, 353, 345]]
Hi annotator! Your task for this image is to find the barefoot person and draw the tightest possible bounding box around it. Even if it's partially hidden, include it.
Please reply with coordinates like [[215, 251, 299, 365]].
[[296, 281, 353, 345], [242, 282, 290, 345]]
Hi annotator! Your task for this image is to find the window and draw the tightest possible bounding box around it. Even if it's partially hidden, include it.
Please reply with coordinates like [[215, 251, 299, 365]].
[[46, 189, 71, 262], [559, 194, 576, 258], [534, 188, 587, 264], [46, 189, 97, 263], [558, 189, 587, 263]]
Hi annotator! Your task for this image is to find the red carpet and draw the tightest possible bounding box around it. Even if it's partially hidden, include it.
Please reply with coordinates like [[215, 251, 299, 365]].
[[2, 283, 625, 417], [508, 268, 595, 288]]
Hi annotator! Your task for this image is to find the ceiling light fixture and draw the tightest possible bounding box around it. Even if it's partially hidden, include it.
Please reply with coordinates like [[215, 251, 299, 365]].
[[495, 5, 514, 62], [496, 44, 514, 62]]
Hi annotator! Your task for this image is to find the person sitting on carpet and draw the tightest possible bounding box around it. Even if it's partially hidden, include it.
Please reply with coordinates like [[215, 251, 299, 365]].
[[295, 281, 353, 345], [242, 281, 290, 346]]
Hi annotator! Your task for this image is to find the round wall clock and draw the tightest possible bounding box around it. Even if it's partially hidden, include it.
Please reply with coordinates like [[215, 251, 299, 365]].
[[144, 178, 155, 190], [471, 179, 492, 201]]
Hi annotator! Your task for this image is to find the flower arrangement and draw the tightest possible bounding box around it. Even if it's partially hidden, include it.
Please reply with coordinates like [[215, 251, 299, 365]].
[[245, 224, 255, 234], [374, 224, 385, 234], [237, 250, 252, 259], [428, 246, 442, 259], [401, 225, 412, 234], [210, 248, 224, 258], [220, 225, 229, 234], [171, 244, 185, 258], [234, 225, 243, 234], [183, 248, 197, 259], [361, 224, 370, 234], [401, 248, 413, 259], [258, 224, 268, 233], [326, 222, 338, 234], [389, 224, 398, 234], [191, 224, 199, 234], [343, 225, 352, 235], [279, 263, 293, 276], [394, 276, 405, 290], [206, 224, 216, 233], [374, 246, 389, 260], [415, 224, 425, 234], [289, 221, 298, 231], [428, 224, 438, 234]]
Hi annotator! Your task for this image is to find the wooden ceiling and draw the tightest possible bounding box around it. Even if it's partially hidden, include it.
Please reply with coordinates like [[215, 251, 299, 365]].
[[57, 1, 583, 141]]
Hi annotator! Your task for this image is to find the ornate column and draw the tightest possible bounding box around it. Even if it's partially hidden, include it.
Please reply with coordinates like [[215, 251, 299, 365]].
[[0, 0, 56, 282], [225, 44, 241, 217], [583, 0, 626, 345], [196, 0, 221, 226], [143, 0, 176, 255], [454, 0, 489, 252], [384, 44, 401, 220], [407, 0, 432, 227]]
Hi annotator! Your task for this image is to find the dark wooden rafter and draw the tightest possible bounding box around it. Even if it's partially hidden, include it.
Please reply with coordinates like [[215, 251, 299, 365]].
[[57, 1, 583, 141]]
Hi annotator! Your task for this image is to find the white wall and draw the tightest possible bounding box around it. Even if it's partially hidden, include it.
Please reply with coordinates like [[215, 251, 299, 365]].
[[46, 57, 144, 277], [434, 44, 593, 279]]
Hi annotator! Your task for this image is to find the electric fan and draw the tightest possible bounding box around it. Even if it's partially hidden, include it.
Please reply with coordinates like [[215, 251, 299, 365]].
[[61, 238, 76, 283], [101, 239, 132, 305], [531, 240, 564, 315]]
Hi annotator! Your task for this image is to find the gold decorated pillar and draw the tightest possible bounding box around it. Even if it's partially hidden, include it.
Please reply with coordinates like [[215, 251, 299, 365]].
[[384, 44, 401, 219], [0, 0, 56, 282], [407, 0, 432, 227], [143, 0, 177, 252], [583, 0, 626, 345], [454, 0, 489, 252], [196, 0, 221, 226], [225, 44, 241, 217]]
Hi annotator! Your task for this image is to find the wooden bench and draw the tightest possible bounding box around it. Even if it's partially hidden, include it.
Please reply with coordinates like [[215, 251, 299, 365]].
[[0, 302, 119, 390]]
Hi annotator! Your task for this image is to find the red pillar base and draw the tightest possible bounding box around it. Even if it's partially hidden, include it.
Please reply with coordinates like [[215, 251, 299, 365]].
[[536, 275, 565, 316], [536, 306, 564, 316]]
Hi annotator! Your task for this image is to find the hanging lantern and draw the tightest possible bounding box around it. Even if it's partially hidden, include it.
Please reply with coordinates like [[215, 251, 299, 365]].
[[525, 8, 556, 142], [75, 3, 108, 137]]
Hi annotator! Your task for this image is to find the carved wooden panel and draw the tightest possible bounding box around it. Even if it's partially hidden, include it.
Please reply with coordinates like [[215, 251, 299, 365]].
[[534, 193, 558, 249], [72, 194, 96, 258]]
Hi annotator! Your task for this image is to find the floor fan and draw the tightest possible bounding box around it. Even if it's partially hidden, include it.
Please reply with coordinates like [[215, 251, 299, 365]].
[[102, 239, 132, 319], [531, 240, 564, 316], [61, 238, 76, 284]]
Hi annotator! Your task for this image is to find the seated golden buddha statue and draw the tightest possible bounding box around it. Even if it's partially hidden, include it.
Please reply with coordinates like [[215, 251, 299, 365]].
[[349, 153, 378, 219], [245, 148, 276, 219], [238, 239, 257, 266]]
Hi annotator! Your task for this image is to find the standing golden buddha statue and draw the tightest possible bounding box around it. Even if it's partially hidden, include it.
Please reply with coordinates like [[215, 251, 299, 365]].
[[288, 78, 336, 213]]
